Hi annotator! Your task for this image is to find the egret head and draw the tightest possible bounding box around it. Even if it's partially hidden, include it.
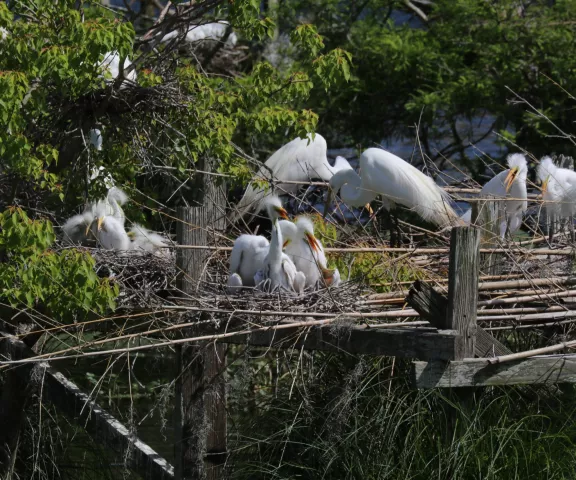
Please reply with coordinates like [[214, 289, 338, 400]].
[[537, 156, 556, 195], [264, 195, 289, 221], [96, 216, 105, 231], [504, 153, 528, 192]]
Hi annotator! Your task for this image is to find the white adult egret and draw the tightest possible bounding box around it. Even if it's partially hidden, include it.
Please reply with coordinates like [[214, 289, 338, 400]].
[[537, 156, 576, 239], [228, 196, 304, 292], [232, 133, 352, 223], [279, 216, 340, 288], [62, 209, 96, 246], [161, 22, 238, 47], [327, 148, 461, 228], [98, 51, 137, 85], [88, 202, 130, 250], [462, 153, 528, 238], [128, 224, 172, 258]]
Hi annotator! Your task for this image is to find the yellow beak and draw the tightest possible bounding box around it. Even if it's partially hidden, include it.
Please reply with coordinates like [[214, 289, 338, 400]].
[[275, 206, 290, 220], [85, 222, 92, 236], [97, 216, 104, 231], [305, 232, 320, 252], [365, 203, 374, 216], [504, 167, 518, 192], [541, 177, 549, 194]]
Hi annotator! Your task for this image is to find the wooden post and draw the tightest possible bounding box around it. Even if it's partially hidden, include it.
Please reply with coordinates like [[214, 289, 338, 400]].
[[446, 226, 480, 358], [471, 199, 501, 275], [175, 157, 227, 480]]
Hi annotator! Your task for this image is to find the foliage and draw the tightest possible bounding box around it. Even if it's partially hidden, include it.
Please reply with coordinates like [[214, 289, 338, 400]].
[[274, 0, 576, 172], [0, 208, 118, 321]]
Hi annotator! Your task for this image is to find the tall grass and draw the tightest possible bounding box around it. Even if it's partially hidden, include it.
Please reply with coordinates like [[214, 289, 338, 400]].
[[230, 354, 576, 480]]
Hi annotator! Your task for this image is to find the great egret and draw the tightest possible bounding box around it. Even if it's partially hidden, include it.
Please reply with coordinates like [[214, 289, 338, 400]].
[[462, 153, 528, 238], [537, 156, 576, 239], [327, 148, 461, 228], [88, 202, 130, 250], [259, 216, 306, 293], [279, 216, 340, 288], [232, 133, 352, 223], [62, 209, 96, 246], [98, 51, 137, 86], [161, 22, 238, 47], [129, 224, 172, 258], [92, 187, 128, 227], [228, 196, 304, 292]]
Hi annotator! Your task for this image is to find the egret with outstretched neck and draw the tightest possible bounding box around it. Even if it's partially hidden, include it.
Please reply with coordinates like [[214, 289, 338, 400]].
[[327, 148, 461, 228], [233, 133, 352, 223]]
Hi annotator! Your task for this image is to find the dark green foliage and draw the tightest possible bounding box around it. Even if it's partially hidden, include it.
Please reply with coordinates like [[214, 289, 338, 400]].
[[275, 0, 576, 171]]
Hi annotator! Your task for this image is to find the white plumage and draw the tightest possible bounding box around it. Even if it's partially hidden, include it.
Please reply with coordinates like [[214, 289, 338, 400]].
[[161, 22, 238, 47], [328, 148, 461, 228], [537, 156, 576, 219], [232, 133, 352, 223], [98, 51, 137, 85], [89, 128, 103, 151], [227, 196, 304, 293], [462, 153, 528, 238], [88, 202, 130, 250], [259, 217, 306, 293], [62, 209, 95, 245], [93, 187, 128, 227], [128, 224, 172, 258], [279, 216, 340, 288]]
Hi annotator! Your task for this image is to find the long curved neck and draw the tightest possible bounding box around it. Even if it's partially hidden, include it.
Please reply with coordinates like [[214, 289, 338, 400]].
[[268, 219, 283, 265], [330, 169, 377, 207], [278, 220, 298, 241]]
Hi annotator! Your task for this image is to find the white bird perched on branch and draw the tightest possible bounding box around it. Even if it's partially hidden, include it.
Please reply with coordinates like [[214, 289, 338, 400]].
[[232, 133, 352, 223], [98, 51, 137, 86], [227, 196, 304, 293], [279, 216, 340, 289], [462, 153, 528, 238], [537, 156, 576, 239], [161, 22, 238, 47], [87, 202, 130, 250], [327, 148, 462, 228]]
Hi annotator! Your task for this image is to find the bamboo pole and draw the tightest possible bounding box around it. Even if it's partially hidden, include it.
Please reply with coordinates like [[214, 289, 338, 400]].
[[170, 245, 576, 256], [482, 341, 576, 365]]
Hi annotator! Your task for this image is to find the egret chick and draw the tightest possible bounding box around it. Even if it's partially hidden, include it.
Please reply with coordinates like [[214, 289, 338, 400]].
[[88, 203, 130, 250], [128, 224, 171, 258], [462, 153, 528, 238], [62, 209, 96, 246], [280, 216, 340, 288]]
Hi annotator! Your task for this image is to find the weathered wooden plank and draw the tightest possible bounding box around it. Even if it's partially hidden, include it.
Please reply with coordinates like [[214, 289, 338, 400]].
[[446, 227, 480, 358], [226, 326, 463, 361], [44, 368, 175, 479], [406, 280, 511, 357], [0, 334, 174, 479], [412, 357, 576, 388]]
